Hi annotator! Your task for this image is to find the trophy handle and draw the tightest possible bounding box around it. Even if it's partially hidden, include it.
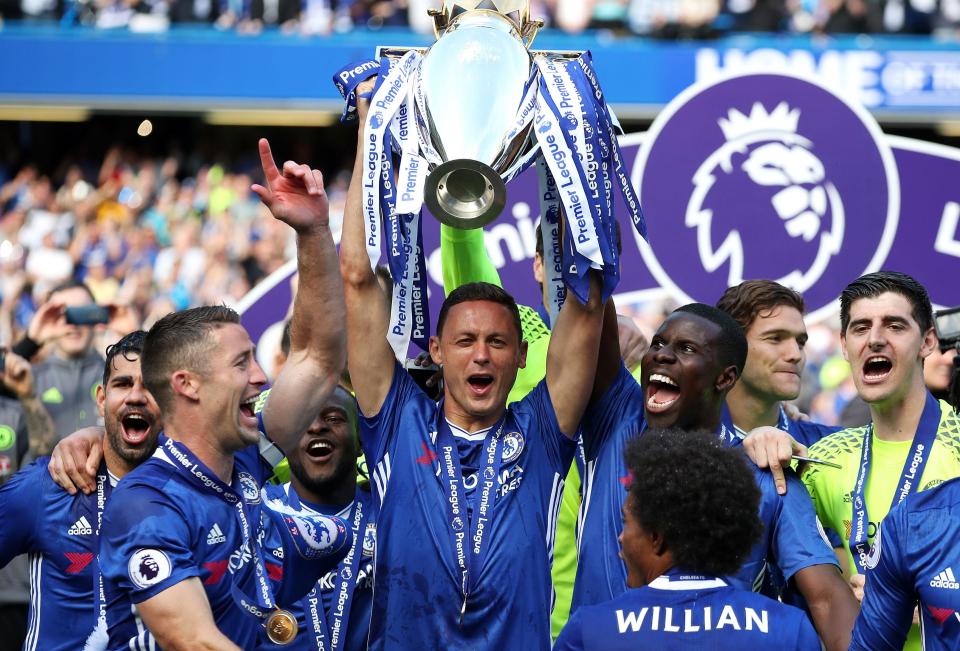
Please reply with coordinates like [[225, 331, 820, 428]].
[[427, 6, 449, 39], [520, 16, 543, 48]]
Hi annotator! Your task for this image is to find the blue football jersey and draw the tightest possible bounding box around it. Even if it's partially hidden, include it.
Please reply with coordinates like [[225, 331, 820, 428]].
[[572, 364, 645, 609], [360, 362, 576, 650], [99, 436, 351, 650], [572, 366, 838, 611], [0, 458, 108, 651], [258, 482, 377, 651], [556, 571, 820, 650], [851, 476, 960, 651]]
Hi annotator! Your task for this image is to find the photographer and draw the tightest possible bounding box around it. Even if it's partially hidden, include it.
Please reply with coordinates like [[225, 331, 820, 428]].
[[15, 281, 103, 456]]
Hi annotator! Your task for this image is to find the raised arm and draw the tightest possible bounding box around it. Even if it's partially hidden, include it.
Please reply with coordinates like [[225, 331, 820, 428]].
[[591, 298, 622, 403], [254, 138, 346, 453], [440, 225, 502, 294], [1, 352, 56, 457], [546, 271, 604, 437], [340, 81, 397, 417], [136, 578, 241, 651]]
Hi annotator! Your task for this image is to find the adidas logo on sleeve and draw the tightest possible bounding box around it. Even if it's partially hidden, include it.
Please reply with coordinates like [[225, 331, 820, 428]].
[[930, 568, 959, 590], [207, 523, 227, 545], [68, 516, 93, 536]]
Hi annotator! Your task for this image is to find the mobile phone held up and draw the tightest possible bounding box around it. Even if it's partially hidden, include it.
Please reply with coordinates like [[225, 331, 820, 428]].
[[404, 358, 442, 401], [64, 305, 111, 326]]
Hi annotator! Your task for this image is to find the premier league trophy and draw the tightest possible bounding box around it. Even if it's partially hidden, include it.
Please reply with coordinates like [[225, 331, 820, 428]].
[[333, 0, 646, 357]]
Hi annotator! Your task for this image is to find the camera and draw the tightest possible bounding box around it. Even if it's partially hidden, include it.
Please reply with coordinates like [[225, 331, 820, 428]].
[[64, 305, 111, 326]]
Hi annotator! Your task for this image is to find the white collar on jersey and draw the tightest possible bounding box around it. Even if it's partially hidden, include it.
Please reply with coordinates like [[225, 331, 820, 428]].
[[648, 574, 728, 591], [107, 470, 120, 488], [284, 483, 354, 519], [444, 419, 493, 442]]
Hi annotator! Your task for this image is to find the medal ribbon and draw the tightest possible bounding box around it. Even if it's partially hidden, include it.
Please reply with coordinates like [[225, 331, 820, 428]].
[[435, 412, 508, 623], [299, 493, 369, 651], [537, 157, 565, 327], [849, 391, 940, 573], [332, 59, 381, 124], [91, 461, 114, 633], [159, 436, 277, 624], [576, 53, 647, 242], [567, 57, 619, 301], [360, 51, 420, 272]]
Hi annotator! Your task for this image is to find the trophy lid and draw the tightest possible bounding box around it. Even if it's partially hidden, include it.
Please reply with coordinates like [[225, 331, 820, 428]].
[[432, 1, 539, 44]]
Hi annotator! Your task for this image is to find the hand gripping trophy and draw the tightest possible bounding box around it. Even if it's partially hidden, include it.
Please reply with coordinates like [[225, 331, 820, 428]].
[[334, 0, 646, 357]]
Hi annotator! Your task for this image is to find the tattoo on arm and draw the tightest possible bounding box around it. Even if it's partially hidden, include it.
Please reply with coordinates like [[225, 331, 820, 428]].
[[23, 395, 57, 457]]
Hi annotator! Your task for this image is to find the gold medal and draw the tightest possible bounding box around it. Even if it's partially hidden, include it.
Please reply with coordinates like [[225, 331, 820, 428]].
[[265, 609, 298, 645]]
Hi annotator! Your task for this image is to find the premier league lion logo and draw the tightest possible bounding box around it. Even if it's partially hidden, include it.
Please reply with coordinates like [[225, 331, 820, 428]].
[[128, 549, 171, 589], [139, 556, 160, 580], [688, 102, 844, 293], [633, 71, 899, 319]]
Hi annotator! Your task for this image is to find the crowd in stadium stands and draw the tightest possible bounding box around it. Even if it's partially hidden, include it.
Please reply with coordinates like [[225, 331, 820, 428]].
[[0, 0, 957, 36]]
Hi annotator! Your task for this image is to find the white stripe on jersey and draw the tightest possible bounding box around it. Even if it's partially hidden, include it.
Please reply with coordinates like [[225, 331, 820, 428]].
[[919, 597, 927, 651], [577, 459, 597, 556], [373, 453, 392, 505], [25, 552, 41, 651], [545, 473, 564, 566]]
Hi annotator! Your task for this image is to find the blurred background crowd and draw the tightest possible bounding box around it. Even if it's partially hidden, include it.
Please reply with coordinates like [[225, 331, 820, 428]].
[[1, 0, 958, 39]]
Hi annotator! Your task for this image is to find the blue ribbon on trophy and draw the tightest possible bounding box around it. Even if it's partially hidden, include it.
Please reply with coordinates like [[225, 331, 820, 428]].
[[334, 0, 647, 356]]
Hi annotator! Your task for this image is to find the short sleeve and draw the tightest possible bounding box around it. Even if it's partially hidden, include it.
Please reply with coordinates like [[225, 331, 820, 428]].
[[580, 364, 642, 461], [850, 510, 914, 651], [769, 469, 839, 582], [100, 483, 202, 604], [512, 379, 575, 473], [360, 361, 427, 465], [0, 459, 45, 565], [553, 606, 586, 651]]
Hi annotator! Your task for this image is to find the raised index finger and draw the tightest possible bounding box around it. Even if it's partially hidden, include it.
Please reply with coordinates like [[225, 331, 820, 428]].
[[258, 138, 281, 188]]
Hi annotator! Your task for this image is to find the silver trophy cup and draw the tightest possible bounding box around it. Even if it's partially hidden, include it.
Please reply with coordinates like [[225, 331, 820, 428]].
[[384, 1, 544, 229]]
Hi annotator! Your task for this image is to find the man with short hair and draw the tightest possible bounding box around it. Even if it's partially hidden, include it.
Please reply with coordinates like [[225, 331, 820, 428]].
[[437, 200, 647, 640], [258, 386, 374, 651], [555, 429, 820, 651], [717, 280, 840, 447], [98, 140, 354, 650], [340, 86, 606, 650], [30, 281, 106, 447], [574, 303, 856, 651], [800, 271, 960, 651], [0, 331, 161, 651]]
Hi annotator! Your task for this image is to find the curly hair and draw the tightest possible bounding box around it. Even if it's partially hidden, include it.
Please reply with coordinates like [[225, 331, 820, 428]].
[[624, 429, 763, 577], [103, 330, 148, 387]]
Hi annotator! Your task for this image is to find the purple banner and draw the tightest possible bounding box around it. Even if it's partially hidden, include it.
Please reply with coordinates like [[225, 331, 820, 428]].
[[241, 71, 960, 357]]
